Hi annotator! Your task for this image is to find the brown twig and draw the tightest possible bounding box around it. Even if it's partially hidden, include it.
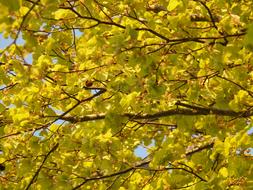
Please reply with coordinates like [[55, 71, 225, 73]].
[[25, 143, 59, 190]]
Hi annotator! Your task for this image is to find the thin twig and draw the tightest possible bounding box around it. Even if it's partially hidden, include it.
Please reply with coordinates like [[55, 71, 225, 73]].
[[25, 143, 59, 190]]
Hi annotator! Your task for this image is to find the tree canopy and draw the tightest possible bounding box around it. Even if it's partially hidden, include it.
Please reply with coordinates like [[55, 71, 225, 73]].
[[0, 0, 253, 189]]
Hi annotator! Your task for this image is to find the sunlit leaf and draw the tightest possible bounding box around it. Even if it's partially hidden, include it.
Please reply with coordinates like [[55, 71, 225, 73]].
[[0, 0, 252, 189]]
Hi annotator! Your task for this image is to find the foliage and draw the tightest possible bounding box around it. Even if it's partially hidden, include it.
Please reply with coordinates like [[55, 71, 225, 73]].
[[0, 0, 253, 189]]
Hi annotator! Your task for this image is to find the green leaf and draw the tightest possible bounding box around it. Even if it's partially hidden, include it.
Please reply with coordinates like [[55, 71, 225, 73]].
[[0, 0, 22, 11], [0, 67, 10, 84], [0, 103, 5, 112], [244, 24, 253, 51]]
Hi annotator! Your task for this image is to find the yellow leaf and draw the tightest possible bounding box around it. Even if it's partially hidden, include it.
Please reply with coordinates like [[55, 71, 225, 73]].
[[37, 55, 51, 69], [120, 92, 140, 108], [19, 6, 29, 16], [0, 158, 5, 163], [41, 0, 53, 5], [83, 162, 93, 168], [54, 9, 76, 20], [219, 167, 228, 178], [52, 64, 68, 72], [167, 0, 181, 11]]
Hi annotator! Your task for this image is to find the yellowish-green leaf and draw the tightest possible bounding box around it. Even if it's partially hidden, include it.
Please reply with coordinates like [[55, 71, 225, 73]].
[[0, 103, 5, 112], [54, 9, 76, 19], [167, 0, 181, 11], [0, 0, 22, 11], [219, 167, 228, 178]]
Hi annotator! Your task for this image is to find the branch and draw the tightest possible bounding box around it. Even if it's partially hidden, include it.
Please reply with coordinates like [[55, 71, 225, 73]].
[[72, 161, 150, 189], [14, 0, 39, 43], [57, 105, 252, 123], [190, 14, 220, 22], [47, 87, 107, 125], [72, 147, 209, 189], [217, 75, 253, 98], [186, 142, 214, 156], [195, 0, 218, 30], [0, 83, 17, 91], [25, 143, 59, 190]]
